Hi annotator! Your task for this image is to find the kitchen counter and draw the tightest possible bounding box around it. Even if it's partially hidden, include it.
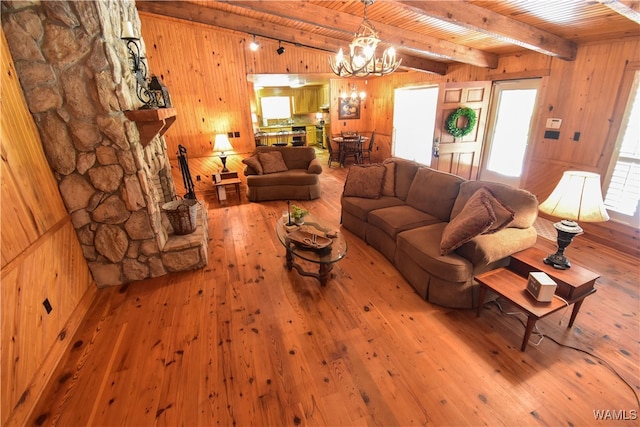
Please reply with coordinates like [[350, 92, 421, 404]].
[[255, 129, 307, 145]]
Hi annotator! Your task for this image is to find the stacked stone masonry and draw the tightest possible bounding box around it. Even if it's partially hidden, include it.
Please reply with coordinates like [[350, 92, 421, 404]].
[[2, 0, 208, 286]]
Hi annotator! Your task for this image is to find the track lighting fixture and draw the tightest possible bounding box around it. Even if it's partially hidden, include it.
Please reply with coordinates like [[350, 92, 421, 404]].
[[277, 41, 285, 55]]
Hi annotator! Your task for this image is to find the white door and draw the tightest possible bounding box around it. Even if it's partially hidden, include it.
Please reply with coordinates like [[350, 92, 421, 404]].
[[392, 86, 439, 165], [480, 79, 541, 187]]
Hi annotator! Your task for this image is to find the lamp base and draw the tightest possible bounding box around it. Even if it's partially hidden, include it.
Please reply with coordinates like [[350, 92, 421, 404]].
[[220, 155, 229, 173], [544, 219, 583, 270], [543, 252, 571, 270]]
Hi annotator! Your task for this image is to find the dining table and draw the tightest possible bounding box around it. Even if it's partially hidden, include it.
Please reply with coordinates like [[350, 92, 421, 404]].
[[331, 135, 369, 166]]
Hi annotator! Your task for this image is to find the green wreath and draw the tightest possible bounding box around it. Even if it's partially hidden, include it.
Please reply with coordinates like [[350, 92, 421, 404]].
[[446, 107, 477, 138]]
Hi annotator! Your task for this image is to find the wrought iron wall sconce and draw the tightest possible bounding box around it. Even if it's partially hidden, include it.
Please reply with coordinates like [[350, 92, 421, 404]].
[[121, 21, 159, 109]]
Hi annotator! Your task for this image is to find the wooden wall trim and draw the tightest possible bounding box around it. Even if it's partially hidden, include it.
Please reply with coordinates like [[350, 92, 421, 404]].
[[0, 216, 70, 276], [3, 284, 97, 427]]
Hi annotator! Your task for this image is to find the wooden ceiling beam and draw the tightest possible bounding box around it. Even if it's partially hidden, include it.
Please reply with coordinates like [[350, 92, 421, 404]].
[[225, 1, 498, 68], [135, 1, 448, 75], [596, 0, 640, 24], [396, 1, 578, 61]]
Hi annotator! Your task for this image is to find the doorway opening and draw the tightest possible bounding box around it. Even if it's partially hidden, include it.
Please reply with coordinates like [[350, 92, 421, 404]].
[[392, 86, 439, 165], [480, 79, 541, 188]]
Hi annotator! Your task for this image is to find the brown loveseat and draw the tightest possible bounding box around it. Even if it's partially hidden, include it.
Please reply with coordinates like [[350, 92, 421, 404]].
[[341, 158, 539, 309], [243, 146, 323, 202]]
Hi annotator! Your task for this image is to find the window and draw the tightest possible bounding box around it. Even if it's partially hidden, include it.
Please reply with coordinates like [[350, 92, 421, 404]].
[[261, 96, 291, 119], [480, 79, 540, 188], [603, 69, 640, 226]]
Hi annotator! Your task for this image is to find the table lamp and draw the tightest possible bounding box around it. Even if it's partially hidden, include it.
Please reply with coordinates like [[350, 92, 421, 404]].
[[538, 171, 610, 269], [213, 134, 234, 172]]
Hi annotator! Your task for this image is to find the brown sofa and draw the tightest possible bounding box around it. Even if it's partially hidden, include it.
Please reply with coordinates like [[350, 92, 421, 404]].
[[243, 146, 323, 202], [341, 158, 539, 309]]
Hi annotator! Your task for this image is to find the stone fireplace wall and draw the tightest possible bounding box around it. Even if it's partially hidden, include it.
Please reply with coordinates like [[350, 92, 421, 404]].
[[1, 0, 208, 286]]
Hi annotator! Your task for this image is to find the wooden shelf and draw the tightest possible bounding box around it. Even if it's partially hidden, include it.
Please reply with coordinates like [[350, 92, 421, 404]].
[[124, 108, 177, 147]]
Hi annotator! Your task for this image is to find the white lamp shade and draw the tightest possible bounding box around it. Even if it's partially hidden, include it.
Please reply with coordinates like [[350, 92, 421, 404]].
[[539, 171, 610, 222], [213, 134, 233, 153]]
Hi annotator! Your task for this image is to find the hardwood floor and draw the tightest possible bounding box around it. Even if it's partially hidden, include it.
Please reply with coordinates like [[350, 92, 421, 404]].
[[28, 148, 639, 426]]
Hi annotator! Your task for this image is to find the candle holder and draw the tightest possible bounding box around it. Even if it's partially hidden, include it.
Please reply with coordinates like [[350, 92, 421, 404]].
[[121, 22, 158, 109]]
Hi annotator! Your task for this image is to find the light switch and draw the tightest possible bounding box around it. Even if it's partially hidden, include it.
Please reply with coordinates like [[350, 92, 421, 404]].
[[546, 118, 562, 129]]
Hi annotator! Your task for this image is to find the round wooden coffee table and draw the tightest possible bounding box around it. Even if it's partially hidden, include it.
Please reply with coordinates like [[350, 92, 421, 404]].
[[275, 217, 347, 286]]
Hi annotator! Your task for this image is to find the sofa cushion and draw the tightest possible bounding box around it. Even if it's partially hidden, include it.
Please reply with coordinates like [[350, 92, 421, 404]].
[[343, 164, 386, 199], [368, 205, 441, 239], [246, 169, 319, 187], [242, 155, 263, 175], [381, 162, 395, 197], [406, 167, 464, 222], [387, 158, 420, 201], [451, 180, 538, 229], [397, 223, 473, 283], [440, 188, 495, 254], [456, 226, 538, 265], [254, 146, 316, 170], [341, 196, 405, 221], [258, 151, 288, 174]]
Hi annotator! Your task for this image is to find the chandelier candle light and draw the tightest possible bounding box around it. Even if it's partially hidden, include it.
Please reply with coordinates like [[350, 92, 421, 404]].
[[538, 171, 610, 269], [213, 134, 234, 172], [329, 0, 401, 78]]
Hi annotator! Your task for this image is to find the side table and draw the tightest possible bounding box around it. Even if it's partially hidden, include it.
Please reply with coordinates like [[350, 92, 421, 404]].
[[213, 171, 241, 202], [475, 246, 599, 351]]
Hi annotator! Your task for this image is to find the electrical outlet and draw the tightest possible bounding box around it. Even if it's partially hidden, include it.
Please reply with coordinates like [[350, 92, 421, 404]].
[[234, 131, 240, 138], [196, 175, 201, 181], [227, 132, 233, 138], [43, 298, 53, 314]]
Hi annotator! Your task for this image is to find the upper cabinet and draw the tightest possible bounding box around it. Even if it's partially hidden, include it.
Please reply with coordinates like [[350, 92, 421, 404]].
[[257, 86, 325, 117], [292, 88, 319, 114], [319, 84, 330, 109]]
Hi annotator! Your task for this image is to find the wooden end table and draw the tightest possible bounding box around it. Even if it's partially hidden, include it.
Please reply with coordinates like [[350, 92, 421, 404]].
[[475, 246, 599, 351], [213, 171, 241, 202]]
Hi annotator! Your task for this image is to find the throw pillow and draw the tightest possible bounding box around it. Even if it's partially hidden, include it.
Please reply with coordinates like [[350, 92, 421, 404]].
[[242, 155, 263, 175], [482, 187, 515, 233], [343, 164, 386, 199], [440, 189, 496, 254], [258, 151, 288, 174], [381, 162, 395, 197]]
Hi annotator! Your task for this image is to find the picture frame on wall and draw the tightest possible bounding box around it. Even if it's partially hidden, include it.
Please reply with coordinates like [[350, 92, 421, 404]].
[[338, 97, 361, 120]]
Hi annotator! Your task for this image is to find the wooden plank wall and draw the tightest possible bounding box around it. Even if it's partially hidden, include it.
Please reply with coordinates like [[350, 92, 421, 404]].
[[0, 30, 97, 426], [139, 13, 334, 159], [137, 12, 639, 255]]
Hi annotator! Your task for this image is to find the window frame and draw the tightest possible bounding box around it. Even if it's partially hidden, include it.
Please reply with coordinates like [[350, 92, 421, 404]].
[[602, 61, 640, 227]]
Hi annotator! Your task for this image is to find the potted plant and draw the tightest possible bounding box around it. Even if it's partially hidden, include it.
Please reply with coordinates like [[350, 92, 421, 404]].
[[291, 204, 309, 225]]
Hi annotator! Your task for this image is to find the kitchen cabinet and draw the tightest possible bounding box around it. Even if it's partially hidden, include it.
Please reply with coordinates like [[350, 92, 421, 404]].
[[319, 85, 330, 109], [306, 126, 316, 145], [292, 88, 319, 114]]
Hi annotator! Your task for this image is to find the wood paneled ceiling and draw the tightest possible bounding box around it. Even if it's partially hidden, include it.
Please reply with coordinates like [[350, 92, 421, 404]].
[[137, 0, 640, 76]]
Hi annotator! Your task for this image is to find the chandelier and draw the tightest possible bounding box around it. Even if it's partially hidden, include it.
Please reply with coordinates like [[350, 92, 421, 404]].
[[329, 0, 401, 78], [341, 84, 366, 101]]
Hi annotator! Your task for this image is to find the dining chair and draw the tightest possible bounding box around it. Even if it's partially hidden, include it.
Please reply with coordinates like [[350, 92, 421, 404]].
[[340, 135, 363, 166], [362, 131, 375, 163], [326, 138, 341, 166]]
